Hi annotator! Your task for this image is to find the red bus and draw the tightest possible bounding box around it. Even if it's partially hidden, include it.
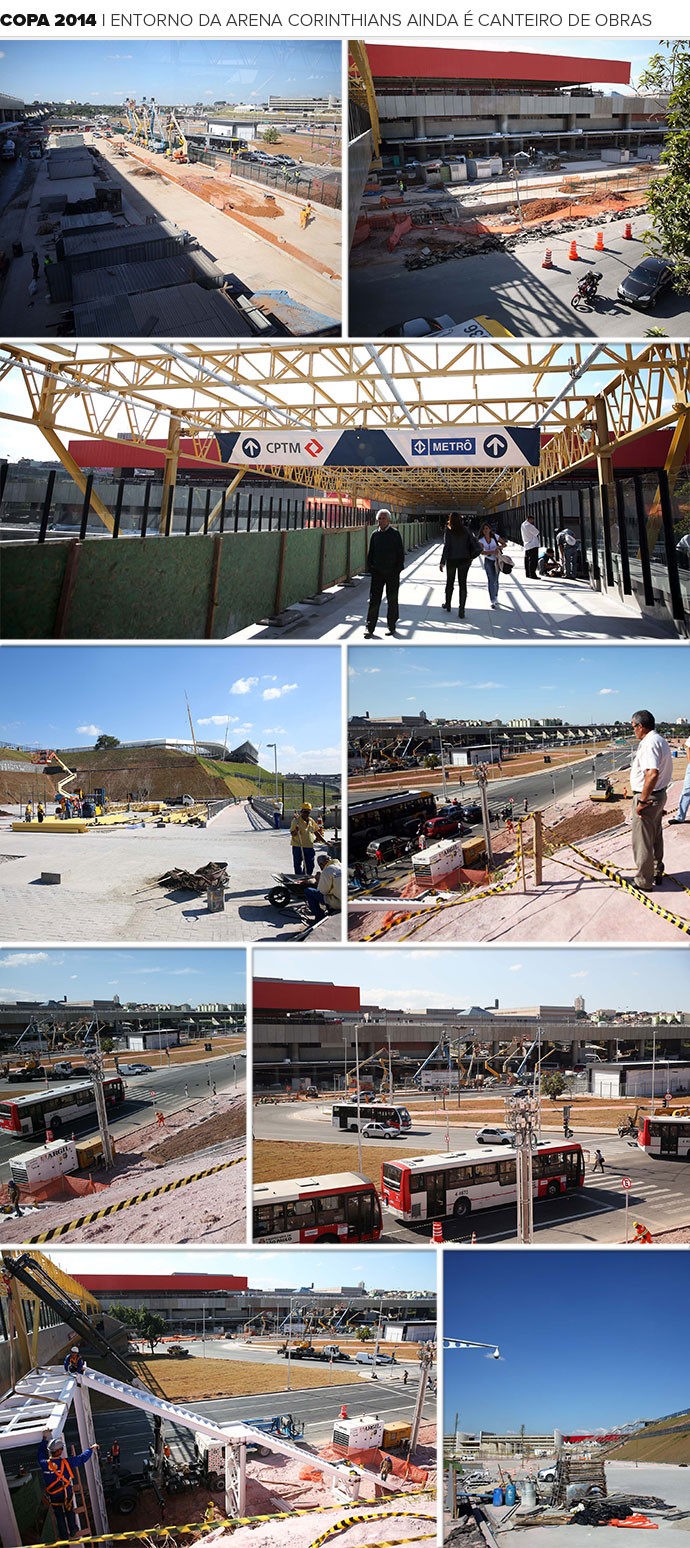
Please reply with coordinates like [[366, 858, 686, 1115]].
[[381, 1141, 585, 1223], [253, 1173, 382, 1243], [638, 1116, 690, 1160], [0, 1078, 125, 1138]]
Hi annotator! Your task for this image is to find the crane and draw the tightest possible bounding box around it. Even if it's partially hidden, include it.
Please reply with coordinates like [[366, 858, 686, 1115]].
[[165, 111, 188, 163]]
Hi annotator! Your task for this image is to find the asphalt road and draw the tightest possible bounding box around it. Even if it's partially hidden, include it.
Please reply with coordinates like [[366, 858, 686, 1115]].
[[0, 1053, 246, 1180], [350, 214, 690, 339], [352, 747, 630, 811], [254, 1106, 690, 1245], [13, 1376, 434, 1474]]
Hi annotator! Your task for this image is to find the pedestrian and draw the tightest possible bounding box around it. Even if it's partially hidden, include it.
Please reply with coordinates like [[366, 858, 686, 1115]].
[[24, 803, 33, 823], [592, 1148, 605, 1173], [629, 710, 674, 890], [31, 250, 40, 281], [520, 513, 541, 579], [477, 522, 505, 609], [380, 1455, 393, 1481], [303, 852, 342, 921], [211, 1080, 217, 1096], [537, 547, 562, 578], [523, 798, 529, 815], [36, 802, 45, 823], [184, 1082, 189, 1099], [7, 1177, 21, 1217], [418, 831, 427, 851], [668, 734, 690, 826], [364, 508, 405, 638], [555, 523, 579, 579], [299, 201, 313, 229], [403, 1368, 409, 1386], [38, 1431, 98, 1539], [110, 1440, 121, 1470], [632, 1220, 653, 1243], [156, 1109, 166, 1127], [439, 510, 481, 619], [290, 802, 323, 876]]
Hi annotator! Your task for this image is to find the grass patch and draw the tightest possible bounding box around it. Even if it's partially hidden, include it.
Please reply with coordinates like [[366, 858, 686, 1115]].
[[128, 1354, 362, 1401]]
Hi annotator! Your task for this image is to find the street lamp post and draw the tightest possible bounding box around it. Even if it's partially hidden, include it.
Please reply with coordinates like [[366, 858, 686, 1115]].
[[267, 742, 278, 803], [355, 1022, 363, 1174]]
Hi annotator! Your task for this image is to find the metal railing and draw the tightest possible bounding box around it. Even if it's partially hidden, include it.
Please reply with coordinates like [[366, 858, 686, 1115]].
[[189, 146, 341, 208]]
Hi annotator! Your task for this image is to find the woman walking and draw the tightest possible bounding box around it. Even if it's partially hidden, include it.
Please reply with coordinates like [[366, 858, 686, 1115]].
[[439, 511, 480, 618], [478, 521, 505, 608]]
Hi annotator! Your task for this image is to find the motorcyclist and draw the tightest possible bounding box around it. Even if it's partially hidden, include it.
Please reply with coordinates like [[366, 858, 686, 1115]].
[[577, 270, 602, 299]]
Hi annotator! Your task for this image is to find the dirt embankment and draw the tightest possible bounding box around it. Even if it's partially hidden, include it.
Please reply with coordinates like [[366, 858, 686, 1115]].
[[6, 746, 264, 804], [611, 1414, 690, 1464]]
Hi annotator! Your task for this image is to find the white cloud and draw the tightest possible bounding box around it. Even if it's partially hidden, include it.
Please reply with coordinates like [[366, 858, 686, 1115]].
[[230, 677, 259, 695], [76, 723, 102, 737], [197, 715, 240, 726], [598, 688, 619, 696], [278, 744, 297, 757], [0, 951, 50, 969], [509, 963, 523, 972], [262, 675, 278, 682], [570, 971, 589, 979], [262, 684, 297, 701], [470, 682, 504, 690], [263, 727, 286, 735]]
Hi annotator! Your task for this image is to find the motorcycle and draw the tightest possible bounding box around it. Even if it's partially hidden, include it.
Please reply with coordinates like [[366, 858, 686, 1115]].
[[571, 271, 603, 310]]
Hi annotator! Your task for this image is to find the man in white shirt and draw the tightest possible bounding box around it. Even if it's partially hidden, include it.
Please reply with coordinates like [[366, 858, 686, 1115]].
[[629, 710, 674, 889], [303, 853, 342, 921], [520, 516, 540, 580]]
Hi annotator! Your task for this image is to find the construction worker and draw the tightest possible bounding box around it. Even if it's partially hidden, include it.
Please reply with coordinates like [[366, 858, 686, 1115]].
[[299, 201, 314, 230], [7, 1177, 21, 1217], [290, 802, 323, 876], [633, 1220, 653, 1244], [110, 1439, 121, 1470], [380, 1454, 393, 1481], [38, 1429, 99, 1539], [302, 852, 342, 921], [24, 802, 33, 823], [63, 1345, 86, 1375], [37, 802, 45, 823]]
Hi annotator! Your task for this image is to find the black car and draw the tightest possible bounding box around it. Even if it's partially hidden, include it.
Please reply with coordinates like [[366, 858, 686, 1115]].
[[458, 802, 498, 825], [617, 256, 674, 309]]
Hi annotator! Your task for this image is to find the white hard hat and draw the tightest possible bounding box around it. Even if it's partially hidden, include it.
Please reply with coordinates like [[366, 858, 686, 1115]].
[[71, 1346, 79, 1353]]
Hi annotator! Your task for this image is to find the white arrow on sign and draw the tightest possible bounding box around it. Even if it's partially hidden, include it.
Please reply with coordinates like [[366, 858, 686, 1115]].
[[621, 1177, 632, 1189]]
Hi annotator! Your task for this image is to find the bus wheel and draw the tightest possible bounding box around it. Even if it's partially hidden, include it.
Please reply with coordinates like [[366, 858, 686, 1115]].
[[546, 1181, 560, 1198], [48, 1116, 62, 1134], [452, 1198, 470, 1218]]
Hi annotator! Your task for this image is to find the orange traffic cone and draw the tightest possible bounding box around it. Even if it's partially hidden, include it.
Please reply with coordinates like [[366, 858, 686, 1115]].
[[340, 1404, 348, 1419], [623, 221, 633, 239], [594, 230, 605, 251], [542, 246, 553, 268], [568, 240, 579, 261], [432, 1220, 444, 1243], [470, 1232, 477, 1245]]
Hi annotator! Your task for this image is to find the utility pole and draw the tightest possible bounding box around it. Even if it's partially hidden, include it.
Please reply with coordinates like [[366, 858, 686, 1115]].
[[506, 1093, 539, 1245], [87, 1025, 115, 1171], [438, 732, 449, 802], [355, 1022, 363, 1175], [410, 1341, 435, 1457], [476, 765, 494, 869]]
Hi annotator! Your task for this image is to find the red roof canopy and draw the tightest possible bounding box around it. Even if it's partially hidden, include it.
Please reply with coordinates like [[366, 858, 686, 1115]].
[[366, 45, 631, 88], [253, 978, 361, 1013], [75, 1274, 249, 1292]]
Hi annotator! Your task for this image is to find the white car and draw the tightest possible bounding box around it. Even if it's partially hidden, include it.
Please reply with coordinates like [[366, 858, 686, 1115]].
[[119, 1063, 154, 1076], [361, 1122, 402, 1139], [475, 1126, 515, 1146]]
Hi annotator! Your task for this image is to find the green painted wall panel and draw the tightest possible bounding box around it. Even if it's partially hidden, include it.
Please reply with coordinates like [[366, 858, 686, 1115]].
[[213, 531, 282, 636], [67, 539, 214, 638], [1, 543, 67, 638], [278, 528, 323, 611]]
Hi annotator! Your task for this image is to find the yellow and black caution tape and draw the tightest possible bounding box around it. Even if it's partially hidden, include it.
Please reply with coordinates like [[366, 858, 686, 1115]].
[[26, 1153, 245, 1244], [24, 1492, 435, 1548], [552, 842, 690, 940], [361, 818, 530, 943], [309, 1509, 436, 1548]]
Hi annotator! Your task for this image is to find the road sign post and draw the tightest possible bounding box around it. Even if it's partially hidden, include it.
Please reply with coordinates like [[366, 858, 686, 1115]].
[[621, 1176, 632, 1243]]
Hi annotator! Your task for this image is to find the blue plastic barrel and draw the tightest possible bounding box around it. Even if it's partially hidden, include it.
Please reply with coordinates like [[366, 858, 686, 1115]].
[[493, 1488, 505, 1506], [505, 1484, 517, 1506]]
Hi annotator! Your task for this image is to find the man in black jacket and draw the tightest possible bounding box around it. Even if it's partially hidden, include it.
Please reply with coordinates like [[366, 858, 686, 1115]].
[[365, 509, 405, 638]]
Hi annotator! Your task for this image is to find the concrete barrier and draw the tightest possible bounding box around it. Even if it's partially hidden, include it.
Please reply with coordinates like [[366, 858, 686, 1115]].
[[1, 521, 439, 639]]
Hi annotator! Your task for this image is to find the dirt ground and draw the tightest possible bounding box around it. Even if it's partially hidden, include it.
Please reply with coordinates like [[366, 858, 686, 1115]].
[[258, 129, 341, 167], [487, 183, 648, 235], [544, 802, 628, 848], [209, 1498, 437, 1548], [349, 742, 616, 794], [253, 1140, 418, 1191], [127, 1354, 363, 1400]]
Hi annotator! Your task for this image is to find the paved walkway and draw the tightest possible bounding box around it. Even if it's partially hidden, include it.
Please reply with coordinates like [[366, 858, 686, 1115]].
[[236, 539, 676, 641], [348, 786, 690, 944], [0, 804, 342, 944]]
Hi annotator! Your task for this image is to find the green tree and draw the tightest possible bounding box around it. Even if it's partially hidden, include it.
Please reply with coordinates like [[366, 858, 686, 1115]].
[[356, 1325, 373, 1342], [263, 127, 280, 144], [109, 1303, 169, 1354], [94, 733, 120, 750], [542, 1072, 567, 1100], [638, 42, 690, 293]]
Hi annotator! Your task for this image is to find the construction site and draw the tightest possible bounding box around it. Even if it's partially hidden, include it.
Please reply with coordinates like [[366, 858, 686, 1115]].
[[346, 649, 690, 946], [0, 1250, 437, 1547], [0, 956, 247, 1246], [0, 88, 342, 338], [348, 44, 684, 340], [252, 963, 690, 1246], [2, 342, 689, 643], [0, 649, 342, 945], [443, 1251, 690, 1548]]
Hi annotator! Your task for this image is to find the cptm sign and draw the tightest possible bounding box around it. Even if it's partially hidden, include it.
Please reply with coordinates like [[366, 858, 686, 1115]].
[[215, 426, 540, 469]]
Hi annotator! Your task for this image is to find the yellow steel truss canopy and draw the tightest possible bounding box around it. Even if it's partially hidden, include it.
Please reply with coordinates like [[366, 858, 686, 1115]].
[[1, 342, 688, 516]]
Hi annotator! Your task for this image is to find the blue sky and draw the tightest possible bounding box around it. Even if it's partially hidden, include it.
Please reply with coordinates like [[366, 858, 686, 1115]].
[[444, 1250, 690, 1432], [49, 1246, 437, 1293], [0, 947, 246, 1007], [349, 646, 688, 726], [0, 646, 342, 775], [2, 40, 341, 104], [253, 948, 690, 1014]]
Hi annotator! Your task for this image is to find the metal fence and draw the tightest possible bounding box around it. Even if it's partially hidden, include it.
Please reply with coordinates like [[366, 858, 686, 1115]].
[[0, 465, 371, 541], [189, 146, 341, 209]]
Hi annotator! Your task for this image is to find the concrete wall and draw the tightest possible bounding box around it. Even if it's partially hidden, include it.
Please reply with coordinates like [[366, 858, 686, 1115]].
[[349, 128, 374, 247], [1, 521, 438, 639]]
